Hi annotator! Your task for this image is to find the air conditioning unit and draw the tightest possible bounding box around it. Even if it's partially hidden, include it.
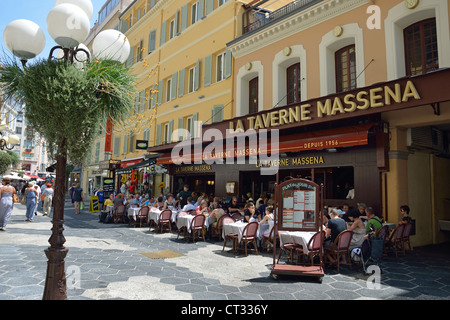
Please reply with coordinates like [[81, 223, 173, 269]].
[[407, 126, 445, 153]]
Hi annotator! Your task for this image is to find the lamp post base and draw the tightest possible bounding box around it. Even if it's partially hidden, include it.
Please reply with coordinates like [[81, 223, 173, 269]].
[[42, 247, 68, 300]]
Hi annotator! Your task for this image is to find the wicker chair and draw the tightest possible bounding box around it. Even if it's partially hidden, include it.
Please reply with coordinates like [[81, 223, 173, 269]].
[[236, 221, 259, 256], [134, 206, 149, 228], [385, 223, 406, 258], [189, 214, 206, 242], [296, 230, 325, 265], [113, 204, 126, 224], [157, 209, 172, 233], [324, 230, 353, 272]]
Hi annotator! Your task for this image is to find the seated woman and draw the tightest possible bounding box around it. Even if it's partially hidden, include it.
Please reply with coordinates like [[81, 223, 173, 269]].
[[347, 208, 365, 250], [259, 205, 274, 226], [195, 199, 211, 216]]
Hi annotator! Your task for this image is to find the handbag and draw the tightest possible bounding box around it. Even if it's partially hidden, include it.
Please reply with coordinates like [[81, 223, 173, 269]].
[[80, 202, 85, 210], [20, 195, 26, 205], [13, 194, 19, 203]]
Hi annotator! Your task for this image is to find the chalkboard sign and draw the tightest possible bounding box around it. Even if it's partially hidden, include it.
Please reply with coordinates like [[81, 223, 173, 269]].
[[89, 196, 100, 213], [276, 179, 320, 232]]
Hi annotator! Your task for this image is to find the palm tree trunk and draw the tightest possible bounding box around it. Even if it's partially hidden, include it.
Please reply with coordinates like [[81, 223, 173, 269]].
[[42, 138, 68, 300]]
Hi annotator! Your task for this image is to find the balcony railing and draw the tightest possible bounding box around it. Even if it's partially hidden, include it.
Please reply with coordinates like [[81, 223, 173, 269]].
[[243, 0, 324, 35]]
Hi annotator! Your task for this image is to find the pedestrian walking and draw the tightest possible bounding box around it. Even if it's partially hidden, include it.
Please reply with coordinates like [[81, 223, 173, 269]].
[[73, 184, 84, 215], [25, 183, 38, 222], [42, 183, 54, 217], [0, 178, 17, 231]]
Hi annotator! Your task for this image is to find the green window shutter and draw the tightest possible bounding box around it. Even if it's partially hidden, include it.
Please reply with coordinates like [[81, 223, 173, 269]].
[[123, 134, 129, 154], [151, 84, 157, 109], [160, 21, 167, 46], [180, 4, 188, 32], [137, 9, 141, 20], [192, 112, 199, 138], [194, 59, 200, 91], [168, 120, 174, 143], [150, 0, 155, 8], [225, 48, 232, 79], [157, 80, 164, 106], [148, 29, 156, 53], [204, 54, 212, 87], [129, 134, 135, 153], [178, 117, 184, 141], [139, 90, 145, 113], [156, 124, 162, 146], [174, 10, 179, 36], [171, 72, 178, 101], [198, 0, 205, 19], [212, 104, 224, 123], [120, 20, 128, 33], [95, 142, 100, 163], [178, 68, 185, 98], [126, 46, 134, 67], [205, 0, 214, 15], [113, 136, 121, 157]]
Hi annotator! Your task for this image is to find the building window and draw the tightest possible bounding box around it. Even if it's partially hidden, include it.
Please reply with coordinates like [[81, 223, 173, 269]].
[[335, 45, 356, 93], [216, 52, 225, 82], [192, 1, 199, 25], [188, 67, 196, 93], [166, 78, 172, 102], [186, 116, 193, 140], [218, 0, 228, 6], [404, 18, 438, 76], [169, 19, 176, 40], [249, 77, 258, 114], [286, 63, 301, 105]]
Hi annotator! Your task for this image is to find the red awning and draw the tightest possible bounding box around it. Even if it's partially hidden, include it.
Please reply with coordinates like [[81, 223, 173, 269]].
[[157, 123, 375, 165]]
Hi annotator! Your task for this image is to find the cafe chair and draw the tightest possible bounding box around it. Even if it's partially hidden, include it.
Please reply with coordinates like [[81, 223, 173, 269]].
[[222, 216, 238, 253], [157, 209, 173, 233], [324, 230, 353, 272], [187, 209, 196, 216], [134, 206, 149, 228], [210, 214, 227, 241], [114, 204, 126, 224], [261, 226, 277, 252], [375, 224, 390, 256], [402, 222, 414, 253], [296, 230, 325, 265], [236, 221, 259, 257], [385, 223, 406, 258], [277, 242, 302, 264], [189, 214, 206, 242]]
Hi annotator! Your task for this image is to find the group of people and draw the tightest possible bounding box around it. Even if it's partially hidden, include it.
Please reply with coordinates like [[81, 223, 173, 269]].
[[0, 178, 55, 231], [322, 203, 412, 265]]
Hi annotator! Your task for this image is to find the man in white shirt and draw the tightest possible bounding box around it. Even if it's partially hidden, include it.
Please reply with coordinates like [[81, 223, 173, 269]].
[[182, 197, 196, 212]]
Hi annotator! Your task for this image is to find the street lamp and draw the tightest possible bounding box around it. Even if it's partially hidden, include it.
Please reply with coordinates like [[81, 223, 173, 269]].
[[0, 124, 20, 151], [3, 0, 130, 300]]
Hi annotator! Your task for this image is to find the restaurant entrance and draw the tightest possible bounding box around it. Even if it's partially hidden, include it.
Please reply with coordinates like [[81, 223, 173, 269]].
[[173, 173, 216, 197], [240, 166, 355, 205]]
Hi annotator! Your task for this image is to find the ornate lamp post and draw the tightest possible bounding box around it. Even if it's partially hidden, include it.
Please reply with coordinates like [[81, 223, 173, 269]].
[[3, 0, 130, 300]]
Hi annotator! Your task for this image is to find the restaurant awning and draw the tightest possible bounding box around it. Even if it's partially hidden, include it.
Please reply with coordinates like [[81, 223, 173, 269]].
[[157, 123, 375, 165], [116, 158, 158, 174]]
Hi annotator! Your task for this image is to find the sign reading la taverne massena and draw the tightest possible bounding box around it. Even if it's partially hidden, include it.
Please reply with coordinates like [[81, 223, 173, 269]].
[[228, 80, 421, 132]]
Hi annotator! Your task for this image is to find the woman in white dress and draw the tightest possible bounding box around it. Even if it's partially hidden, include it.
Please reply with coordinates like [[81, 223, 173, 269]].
[[348, 209, 366, 250]]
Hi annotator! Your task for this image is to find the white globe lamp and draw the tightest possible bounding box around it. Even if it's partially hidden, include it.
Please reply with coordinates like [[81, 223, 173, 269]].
[[55, 0, 94, 20], [93, 29, 130, 64], [47, 3, 90, 48], [3, 19, 46, 60]]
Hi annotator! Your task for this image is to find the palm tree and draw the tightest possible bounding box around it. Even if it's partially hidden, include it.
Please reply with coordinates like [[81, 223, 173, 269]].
[[0, 55, 135, 299]]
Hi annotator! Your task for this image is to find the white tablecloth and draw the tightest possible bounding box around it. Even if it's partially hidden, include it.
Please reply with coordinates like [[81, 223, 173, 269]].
[[222, 221, 261, 243], [278, 231, 316, 254], [149, 207, 178, 224], [176, 214, 208, 234], [127, 207, 141, 221]]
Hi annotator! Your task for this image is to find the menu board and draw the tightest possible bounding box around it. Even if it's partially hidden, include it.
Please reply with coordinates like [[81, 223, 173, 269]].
[[277, 179, 319, 231]]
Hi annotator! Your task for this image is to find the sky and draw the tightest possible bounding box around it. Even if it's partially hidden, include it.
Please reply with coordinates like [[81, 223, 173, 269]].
[[0, 0, 108, 61]]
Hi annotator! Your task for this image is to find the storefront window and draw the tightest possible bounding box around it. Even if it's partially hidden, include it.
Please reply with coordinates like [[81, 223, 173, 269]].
[[249, 77, 258, 114]]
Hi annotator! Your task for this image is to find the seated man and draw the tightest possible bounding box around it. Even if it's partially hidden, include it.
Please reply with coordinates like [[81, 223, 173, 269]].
[[365, 207, 383, 234], [181, 196, 196, 212], [323, 208, 347, 264]]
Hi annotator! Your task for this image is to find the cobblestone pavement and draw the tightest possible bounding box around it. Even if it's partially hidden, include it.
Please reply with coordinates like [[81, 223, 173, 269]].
[[1, 201, 449, 302]]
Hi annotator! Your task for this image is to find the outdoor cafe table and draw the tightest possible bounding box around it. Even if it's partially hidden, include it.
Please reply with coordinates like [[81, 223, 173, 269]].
[[278, 231, 317, 255], [149, 207, 178, 224], [127, 207, 140, 221], [222, 220, 262, 243], [176, 213, 208, 234]]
